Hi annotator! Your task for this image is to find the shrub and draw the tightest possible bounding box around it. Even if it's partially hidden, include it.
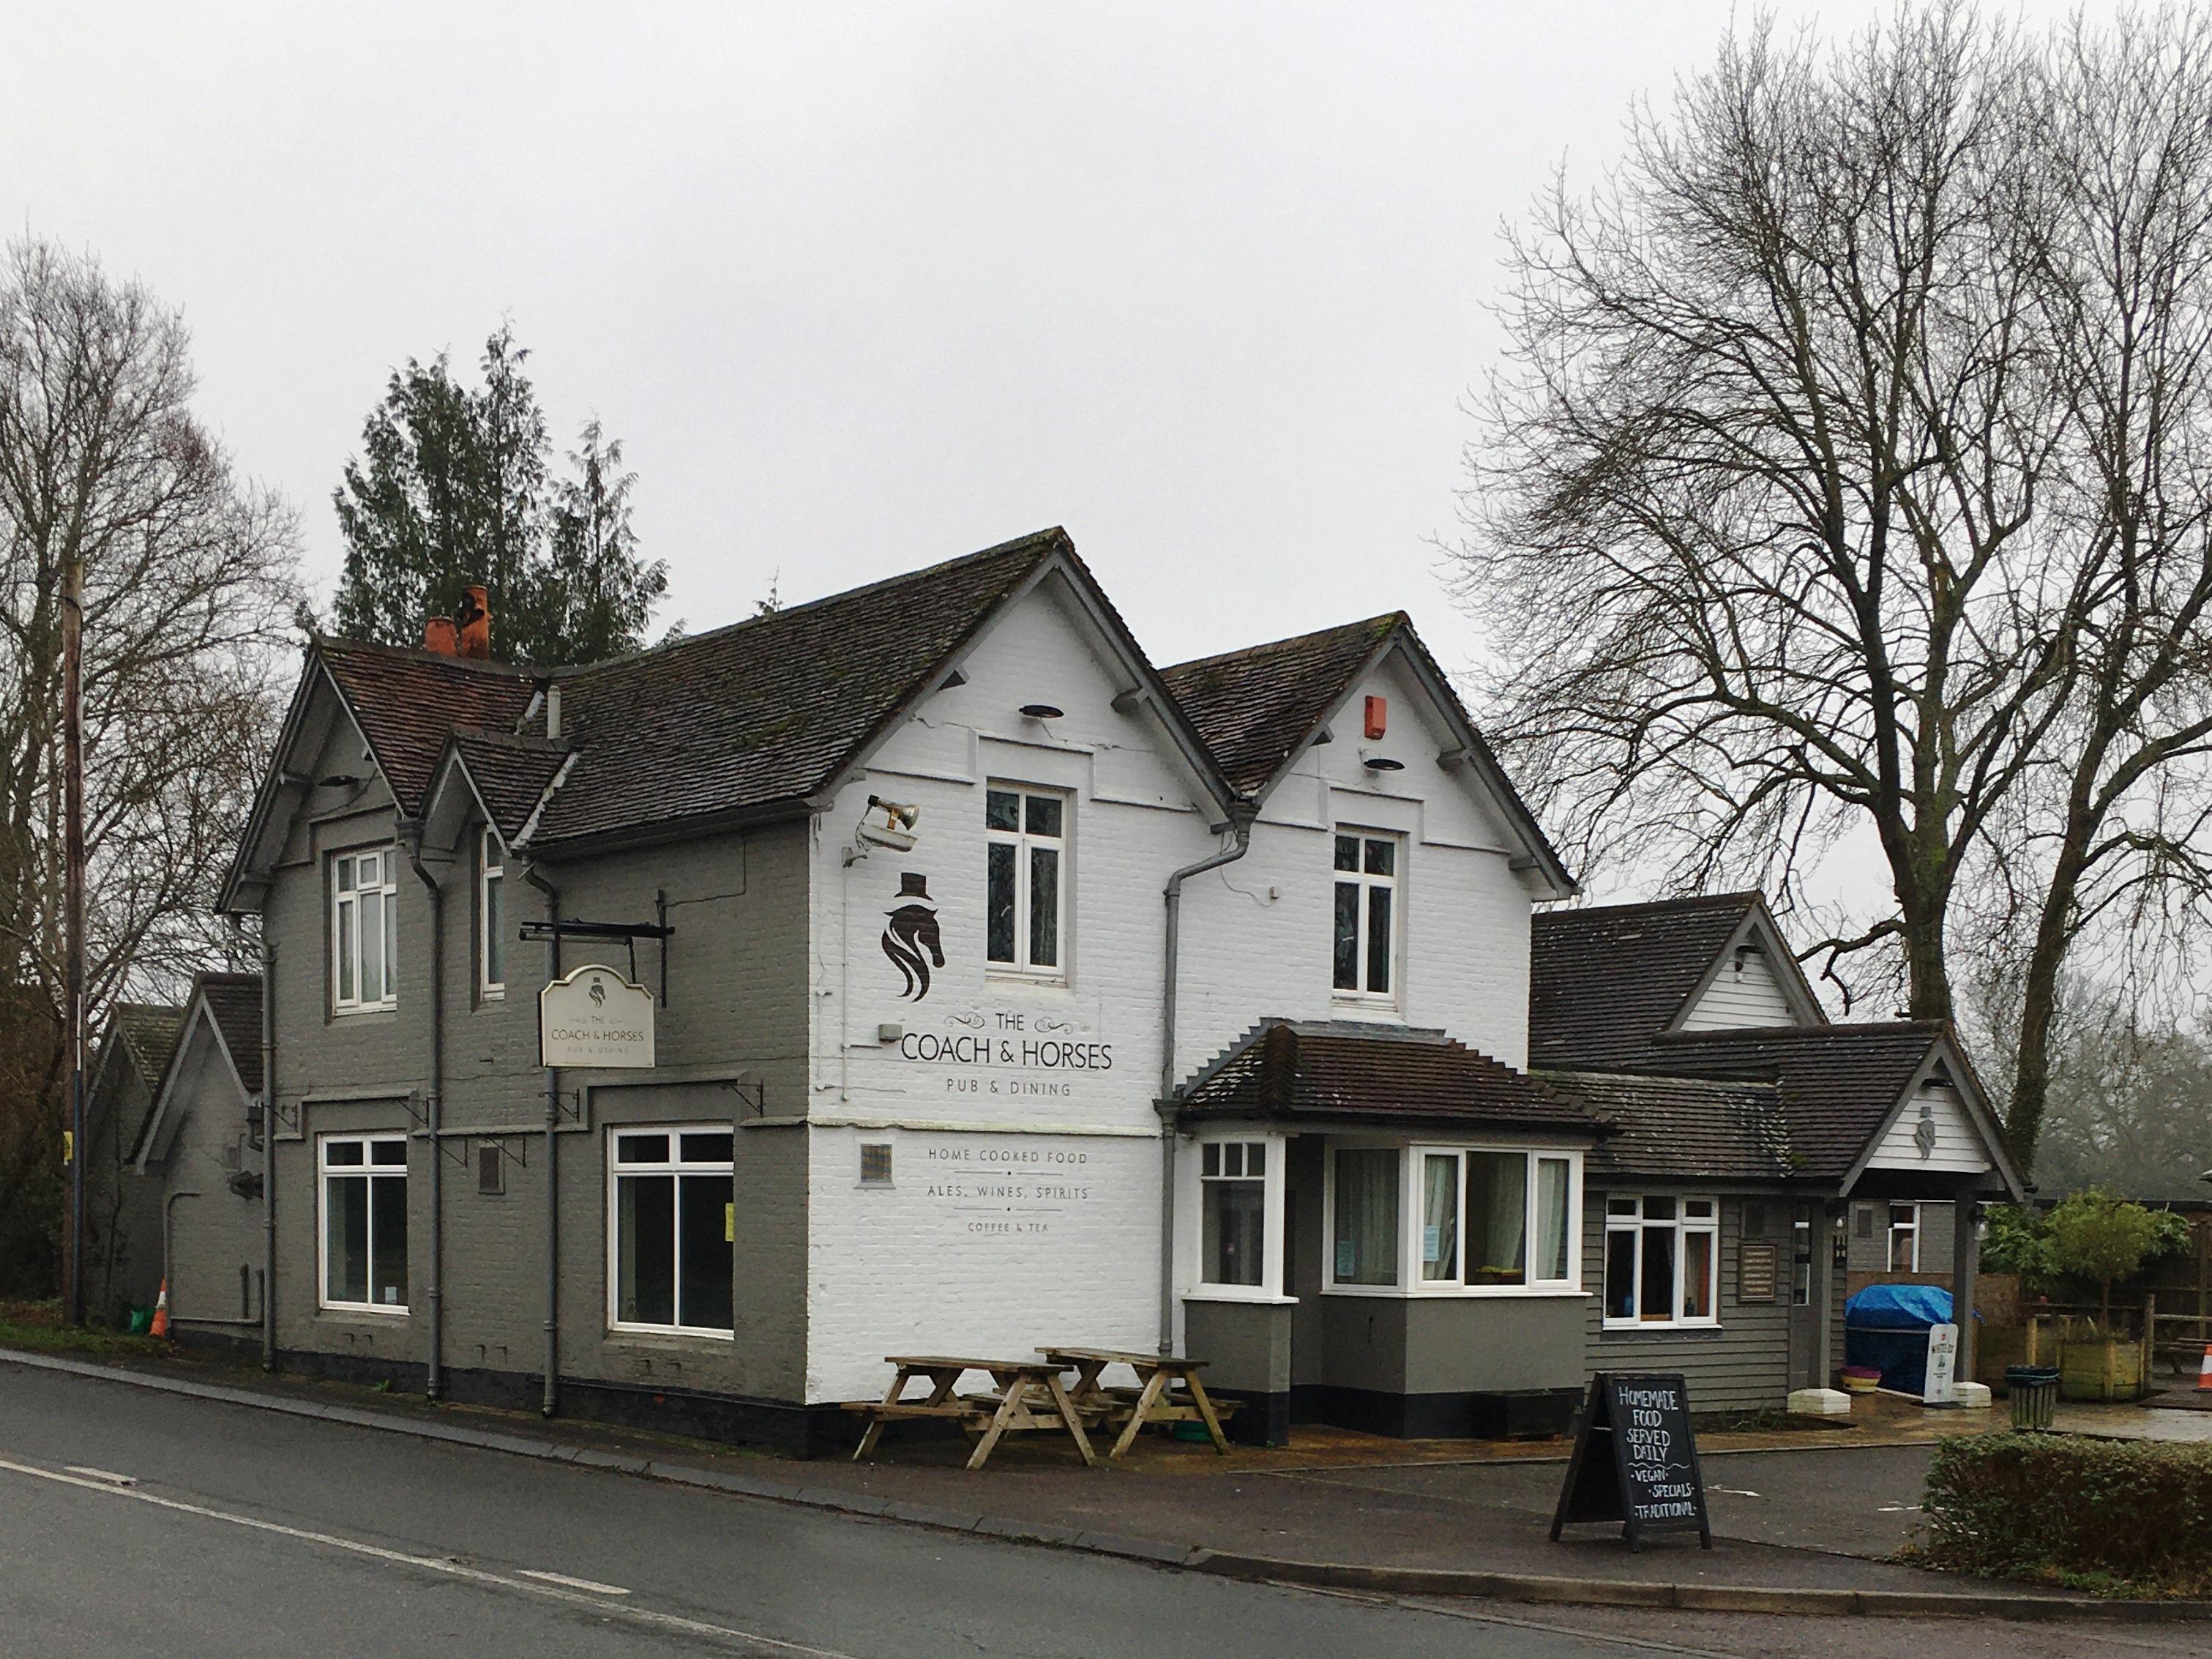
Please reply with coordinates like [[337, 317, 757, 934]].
[[1921, 1433, 2212, 1596], [2045, 1190, 2192, 1324]]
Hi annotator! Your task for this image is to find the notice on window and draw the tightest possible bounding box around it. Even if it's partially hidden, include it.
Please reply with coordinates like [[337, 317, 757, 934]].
[[539, 966, 655, 1069]]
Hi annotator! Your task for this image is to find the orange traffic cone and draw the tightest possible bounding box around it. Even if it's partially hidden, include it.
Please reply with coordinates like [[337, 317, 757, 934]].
[[2197, 1344, 2212, 1392], [149, 1279, 169, 1340]]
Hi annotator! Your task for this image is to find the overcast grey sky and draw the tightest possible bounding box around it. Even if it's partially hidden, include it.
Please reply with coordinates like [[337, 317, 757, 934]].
[[4, 2, 2083, 679]]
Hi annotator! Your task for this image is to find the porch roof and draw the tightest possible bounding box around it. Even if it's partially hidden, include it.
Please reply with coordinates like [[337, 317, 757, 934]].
[[1542, 1067, 1799, 1183], [1175, 1019, 1600, 1135]]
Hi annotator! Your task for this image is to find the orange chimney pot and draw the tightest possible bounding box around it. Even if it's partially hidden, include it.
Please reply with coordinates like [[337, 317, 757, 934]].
[[423, 617, 460, 656], [457, 584, 491, 660]]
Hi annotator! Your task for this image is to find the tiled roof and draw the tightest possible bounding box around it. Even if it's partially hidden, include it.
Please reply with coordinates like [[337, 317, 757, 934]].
[[1543, 1069, 1800, 1183], [450, 732, 571, 842], [109, 1003, 184, 1088], [1178, 1019, 1600, 1133], [1645, 1024, 1948, 1183], [528, 530, 1066, 848], [195, 972, 265, 1095], [317, 642, 539, 816], [1529, 892, 1765, 1065], [1159, 616, 1400, 796]]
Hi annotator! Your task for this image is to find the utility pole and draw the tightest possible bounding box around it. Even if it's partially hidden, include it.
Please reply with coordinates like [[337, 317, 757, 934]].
[[63, 551, 86, 1327]]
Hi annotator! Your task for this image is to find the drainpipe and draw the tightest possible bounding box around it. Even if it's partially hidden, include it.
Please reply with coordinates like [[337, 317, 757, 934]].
[[525, 862, 561, 1417], [1157, 809, 1255, 1354], [406, 829, 446, 1401], [260, 928, 276, 1371]]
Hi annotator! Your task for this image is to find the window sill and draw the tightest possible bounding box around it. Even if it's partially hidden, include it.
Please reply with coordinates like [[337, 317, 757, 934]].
[[1183, 1287, 1298, 1307], [331, 1005, 398, 1021], [1601, 1320, 1724, 1333], [317, 1303, 409, 1320], [984, 971, 1072, 991], [1326, 1002, 1404, 1024], [605, 1324, 736, 1343]]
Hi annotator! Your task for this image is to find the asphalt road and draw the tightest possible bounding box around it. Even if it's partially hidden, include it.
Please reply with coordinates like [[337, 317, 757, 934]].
[[1, 1364, 2204, 1659], [0, 1364, 1653, 1659]]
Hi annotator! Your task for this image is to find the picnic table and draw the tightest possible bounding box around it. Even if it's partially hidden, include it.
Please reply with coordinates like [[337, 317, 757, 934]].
[[1040, 1346, 1233, 1458], [846, 1355, 1098, 1472]]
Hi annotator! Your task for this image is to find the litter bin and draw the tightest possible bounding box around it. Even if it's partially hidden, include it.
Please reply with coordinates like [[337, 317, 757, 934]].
[[2006, 1365, 2060, 1431]]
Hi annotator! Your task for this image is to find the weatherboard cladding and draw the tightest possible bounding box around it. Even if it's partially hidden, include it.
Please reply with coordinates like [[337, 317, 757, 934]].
[[1178, 1020, 1599, 1133], [1528, 892, 1763, 1065], [1542, 1069, 1796, 1183]]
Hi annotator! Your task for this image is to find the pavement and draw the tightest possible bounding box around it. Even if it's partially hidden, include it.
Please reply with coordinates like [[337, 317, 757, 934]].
[[4, 1343, 2211, 1627]]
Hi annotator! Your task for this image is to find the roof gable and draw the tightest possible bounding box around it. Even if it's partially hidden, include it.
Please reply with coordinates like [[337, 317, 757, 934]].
[[1160, 616, 1572, 892], [131, 973, 262, 1168], [1531, 892, 1772, 1065]]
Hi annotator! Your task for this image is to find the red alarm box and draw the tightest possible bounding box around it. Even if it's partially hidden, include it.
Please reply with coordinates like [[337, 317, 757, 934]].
[[1364, 696, 1387, 739]]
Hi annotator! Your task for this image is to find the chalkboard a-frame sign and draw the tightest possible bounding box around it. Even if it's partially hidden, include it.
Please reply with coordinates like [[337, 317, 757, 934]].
[[1550, 1372, 1712, 1551]]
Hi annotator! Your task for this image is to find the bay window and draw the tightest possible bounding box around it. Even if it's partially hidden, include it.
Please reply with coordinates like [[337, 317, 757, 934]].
[[320, 1133, 408, 1312], [609, 1127, 734, 1335], [1328, 1144, 1579, 1293], [986, 786, 1066, 977], [331, 846, 397, 1013], [1602, 1195, 1719, 1327], [1200, 1141, 1266, 1287]]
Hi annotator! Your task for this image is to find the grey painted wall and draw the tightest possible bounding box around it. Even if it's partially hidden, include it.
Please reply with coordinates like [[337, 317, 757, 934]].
[[158, 1067, 264, 1337], [1847, 1198, 1957, 1276], [255, 719, 816, 1409], [1580, 1189, 1795, 1415], [1183, 1298, 1292, 1396]]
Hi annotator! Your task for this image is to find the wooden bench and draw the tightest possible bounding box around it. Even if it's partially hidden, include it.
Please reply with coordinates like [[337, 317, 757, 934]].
[[845, 1356, 1099, 1472], [1039, 1346, 1236, 1458]]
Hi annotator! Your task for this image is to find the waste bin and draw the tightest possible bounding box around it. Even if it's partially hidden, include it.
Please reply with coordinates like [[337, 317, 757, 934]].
[[2006, 1365, 2060, 1431]]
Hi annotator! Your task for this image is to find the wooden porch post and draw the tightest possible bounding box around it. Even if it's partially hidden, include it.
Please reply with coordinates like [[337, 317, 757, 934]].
[[1951, 1193, 1980, 1390]]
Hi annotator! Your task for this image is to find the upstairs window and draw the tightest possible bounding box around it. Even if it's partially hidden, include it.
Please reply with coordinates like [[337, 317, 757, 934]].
[[986, 786, 1066, 978], [1332, 832, 1398, 1004], [479, 827, 506, 999], [332, 846, 397, 1013]]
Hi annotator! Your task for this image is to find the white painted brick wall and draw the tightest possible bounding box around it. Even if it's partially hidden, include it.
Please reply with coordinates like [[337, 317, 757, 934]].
[[801, 583, 1554, 1401]]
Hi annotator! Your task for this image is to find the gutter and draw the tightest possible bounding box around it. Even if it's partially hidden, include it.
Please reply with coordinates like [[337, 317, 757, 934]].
[[404, 826, 446, 1401], [524, 862, 562, 1418], [1156, 810, 1255, 1355]]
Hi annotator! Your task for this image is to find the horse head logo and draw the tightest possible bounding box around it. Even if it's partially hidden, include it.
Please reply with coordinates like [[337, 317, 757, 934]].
[[588, 977, 606, 1007], [882, 872, 944, 1001]]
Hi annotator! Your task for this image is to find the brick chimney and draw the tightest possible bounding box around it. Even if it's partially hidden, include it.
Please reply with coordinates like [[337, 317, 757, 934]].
[[457, 585, 491, 660], [423, 616, 460, 656]]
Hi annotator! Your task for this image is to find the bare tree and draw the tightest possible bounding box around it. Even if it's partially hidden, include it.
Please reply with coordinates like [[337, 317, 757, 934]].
[[0, 239, 298, 1296], [1458, 4, 2212, 1171]]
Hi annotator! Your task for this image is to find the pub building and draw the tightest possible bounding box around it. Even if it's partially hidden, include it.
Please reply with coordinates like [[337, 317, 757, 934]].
[[139, 529, 2022, 1453]]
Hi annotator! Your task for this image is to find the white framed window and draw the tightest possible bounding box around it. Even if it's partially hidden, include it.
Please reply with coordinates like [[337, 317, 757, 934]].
[[1331, 830, 1400, 1005], [1200, 1141, 1268, 1287], [318, 1133, 408, 1313], [331, 845, 397, 1013], [985, 785, 1066, 979], [1325, 1144, 1580, 1295], [479, 827, 505, 999], [1888, 1202, 1921, 1272], [608, 1127, 734, 1336], [1602, 1195, 1720, 1327]]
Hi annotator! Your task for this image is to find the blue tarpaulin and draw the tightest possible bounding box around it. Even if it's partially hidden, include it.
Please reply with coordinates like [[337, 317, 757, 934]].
[[1845, 1283, 1954, 1329], [1845, 1285, 1959, 1395]]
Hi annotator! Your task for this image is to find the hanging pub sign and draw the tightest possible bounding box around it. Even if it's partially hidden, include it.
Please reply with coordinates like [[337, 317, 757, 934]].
[[1550, 1372, 1712, 1551], [539, 963, 655, 1069]]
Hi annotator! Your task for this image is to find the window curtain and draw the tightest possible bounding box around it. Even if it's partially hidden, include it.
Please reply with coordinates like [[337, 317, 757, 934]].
[[1421, 1155, 1458, 1280], [1465, 1152, 1526, 1284], [1333, 1148, 1400, 1285]]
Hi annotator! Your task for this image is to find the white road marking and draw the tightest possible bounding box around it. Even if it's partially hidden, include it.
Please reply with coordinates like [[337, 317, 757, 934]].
[[516, 1567, 632, 1595], [0, 1455, 854, 1658], [62, 1466, 138, 1486], [1707, 1486, 1761, 1498]]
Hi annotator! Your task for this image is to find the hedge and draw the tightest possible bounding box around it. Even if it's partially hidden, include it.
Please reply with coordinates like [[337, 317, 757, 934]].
[[1920, 1433, 2212, 1595]]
